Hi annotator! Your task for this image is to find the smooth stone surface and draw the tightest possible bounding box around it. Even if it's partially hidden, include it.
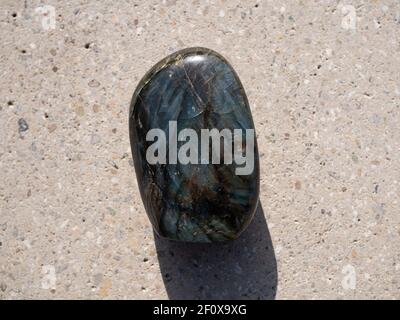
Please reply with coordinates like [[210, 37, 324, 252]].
[[129, 47, 259, 242]]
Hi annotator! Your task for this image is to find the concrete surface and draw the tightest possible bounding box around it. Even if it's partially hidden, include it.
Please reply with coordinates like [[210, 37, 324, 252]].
[[1, 0, 400, 299]]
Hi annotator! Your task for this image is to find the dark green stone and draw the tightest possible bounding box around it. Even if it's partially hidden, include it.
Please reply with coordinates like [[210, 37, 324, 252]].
[[129, 47, 259, 242]]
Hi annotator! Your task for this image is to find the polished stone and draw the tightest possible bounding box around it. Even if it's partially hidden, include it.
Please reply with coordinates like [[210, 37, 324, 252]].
[[129, 47, 259, 242]]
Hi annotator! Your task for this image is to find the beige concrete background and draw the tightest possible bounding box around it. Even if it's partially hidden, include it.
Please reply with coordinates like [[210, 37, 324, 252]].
[[1, 0, 400, 299]]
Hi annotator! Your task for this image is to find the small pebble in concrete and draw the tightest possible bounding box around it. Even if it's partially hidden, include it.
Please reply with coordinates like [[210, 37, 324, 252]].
[[88, 79, 100, 87], [18, 118, 29, 133], [0, 282, 7, 292]]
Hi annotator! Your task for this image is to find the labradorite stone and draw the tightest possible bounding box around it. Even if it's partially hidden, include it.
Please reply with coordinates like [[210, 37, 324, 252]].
[[129, 47, 259, 242]]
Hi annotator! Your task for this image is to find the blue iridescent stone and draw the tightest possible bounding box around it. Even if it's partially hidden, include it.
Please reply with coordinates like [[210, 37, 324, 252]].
[[129, 47, 259, 242]]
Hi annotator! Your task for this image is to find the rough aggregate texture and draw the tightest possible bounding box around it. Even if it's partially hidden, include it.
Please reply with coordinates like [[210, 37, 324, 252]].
[[0, 0, 400, 299]]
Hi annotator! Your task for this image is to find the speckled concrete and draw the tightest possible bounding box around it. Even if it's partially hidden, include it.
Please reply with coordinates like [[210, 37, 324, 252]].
[[1, 0, 400, 300]]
